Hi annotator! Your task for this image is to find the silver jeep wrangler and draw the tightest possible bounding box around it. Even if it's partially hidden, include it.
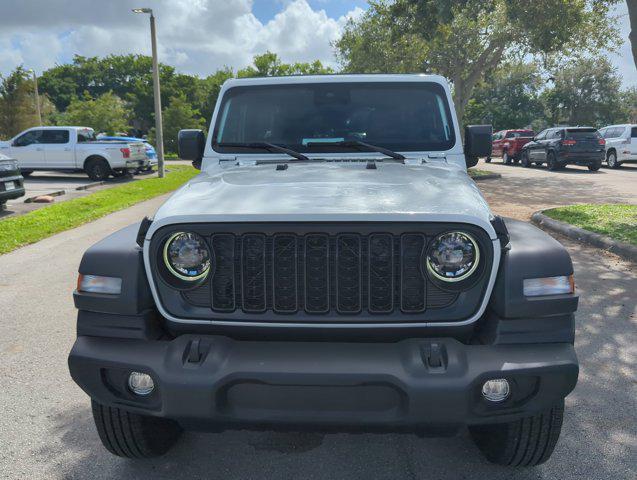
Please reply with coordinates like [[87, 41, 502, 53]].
[[69, 75, 578, 466]]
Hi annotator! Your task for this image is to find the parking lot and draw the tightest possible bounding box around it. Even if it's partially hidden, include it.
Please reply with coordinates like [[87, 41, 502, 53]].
[[0, 163, 635, 479], [1, 170, 154, 218]]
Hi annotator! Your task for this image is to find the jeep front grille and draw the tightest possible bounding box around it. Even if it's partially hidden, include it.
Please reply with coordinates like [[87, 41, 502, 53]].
[[150, 223, 493, 324]]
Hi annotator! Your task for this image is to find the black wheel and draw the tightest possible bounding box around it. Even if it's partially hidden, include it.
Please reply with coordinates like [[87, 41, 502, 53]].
[[470, 401, 564, 467], [503, 151, 511, 165], [91, 400, 182, 458], [20, 170, 33, 177], [85, 158, 111, 181], [520, 151, 531, 168], [547, 151, 560, 171], [606, 150, 620, 169], [588, 160, 601, 172], [485, 157, 492, 163]]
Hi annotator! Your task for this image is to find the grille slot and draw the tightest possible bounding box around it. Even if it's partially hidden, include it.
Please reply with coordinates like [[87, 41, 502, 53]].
[[400, 234, 426, 313], [272, 235, 298, 313], [210, 234, 236, 311], [304, 234, 330, 313]]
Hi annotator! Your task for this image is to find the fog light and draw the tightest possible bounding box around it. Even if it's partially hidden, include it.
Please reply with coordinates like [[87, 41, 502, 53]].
[[482, 379, 510, 402], [128, 372, 154, 396]]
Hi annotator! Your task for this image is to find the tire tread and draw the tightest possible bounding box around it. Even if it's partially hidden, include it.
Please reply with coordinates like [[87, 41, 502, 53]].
[[91, 400, 182, 458]]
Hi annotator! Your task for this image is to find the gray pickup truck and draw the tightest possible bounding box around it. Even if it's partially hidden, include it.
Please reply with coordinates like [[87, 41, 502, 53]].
[[68, 75, 578, 467]]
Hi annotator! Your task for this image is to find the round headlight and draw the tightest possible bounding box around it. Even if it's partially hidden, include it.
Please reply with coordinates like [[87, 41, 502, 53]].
[[426, 231, 480, 282], [163, 232, 211, 281]]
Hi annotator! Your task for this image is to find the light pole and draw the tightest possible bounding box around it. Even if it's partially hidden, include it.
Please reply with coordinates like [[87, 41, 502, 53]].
[[133, 7, 165, 178], [28, 69, 42, 125]]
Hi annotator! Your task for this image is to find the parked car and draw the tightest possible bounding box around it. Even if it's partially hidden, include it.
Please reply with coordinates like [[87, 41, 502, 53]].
[[97, 135, 157, 173], [520, 127, 604, 171], [69, 74, 578, 467], [598, 124, 637, 168], [487, 129, 534, 164], [0, 153, 25, 210], [0, 126, 148, 181]]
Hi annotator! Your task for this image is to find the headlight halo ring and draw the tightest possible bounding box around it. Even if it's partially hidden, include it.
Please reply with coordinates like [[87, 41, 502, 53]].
[[426, 230, 481, 283], [162, 231, 211, 282]]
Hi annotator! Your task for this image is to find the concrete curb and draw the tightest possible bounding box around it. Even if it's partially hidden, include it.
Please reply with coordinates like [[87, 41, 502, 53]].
[[472, 173, 502, 181], [24, 189, 66, 203], [531, 211, 637, 263], [76, 181, 104, 191]]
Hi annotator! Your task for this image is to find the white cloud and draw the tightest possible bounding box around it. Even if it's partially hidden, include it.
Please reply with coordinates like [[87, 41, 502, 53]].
[[0, 0, 363, 77]]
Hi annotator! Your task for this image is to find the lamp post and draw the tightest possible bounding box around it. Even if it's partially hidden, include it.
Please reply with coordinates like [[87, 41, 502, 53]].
[[28, 69, 42, 125], [133, 7, 165, 178]]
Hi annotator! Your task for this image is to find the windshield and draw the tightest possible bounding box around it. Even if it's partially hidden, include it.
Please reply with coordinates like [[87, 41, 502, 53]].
[[212, 82, 455, 154]]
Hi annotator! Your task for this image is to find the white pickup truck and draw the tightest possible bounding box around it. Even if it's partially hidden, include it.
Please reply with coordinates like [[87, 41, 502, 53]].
[[0, 126, 148, 180]]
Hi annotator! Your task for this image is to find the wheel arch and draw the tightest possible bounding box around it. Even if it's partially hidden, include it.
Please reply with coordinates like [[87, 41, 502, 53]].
[[83, 154, 109, 170]]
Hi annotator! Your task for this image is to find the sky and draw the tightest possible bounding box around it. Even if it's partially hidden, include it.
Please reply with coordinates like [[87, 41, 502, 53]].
[[0, 0, 635, 88]]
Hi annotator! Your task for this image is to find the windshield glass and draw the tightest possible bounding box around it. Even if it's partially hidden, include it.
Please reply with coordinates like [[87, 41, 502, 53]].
[[212, 82, 455, 153]]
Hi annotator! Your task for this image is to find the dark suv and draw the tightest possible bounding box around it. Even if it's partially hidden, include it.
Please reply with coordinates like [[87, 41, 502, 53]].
[[520, 127, 604, 171], [0, 153, 25, 210]]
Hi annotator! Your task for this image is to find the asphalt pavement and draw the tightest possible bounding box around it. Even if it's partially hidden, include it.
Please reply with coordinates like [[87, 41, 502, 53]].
[[0, 167, 635, 479]]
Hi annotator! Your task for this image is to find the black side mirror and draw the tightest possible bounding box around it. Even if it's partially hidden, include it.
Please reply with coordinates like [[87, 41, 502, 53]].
[[464, 125, 493, 168], [178, 129, 205, 169]]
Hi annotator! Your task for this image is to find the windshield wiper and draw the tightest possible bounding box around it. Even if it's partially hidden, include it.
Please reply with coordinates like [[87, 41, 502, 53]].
[[306, 140, 405, 161], [217, 142, 309, 161]]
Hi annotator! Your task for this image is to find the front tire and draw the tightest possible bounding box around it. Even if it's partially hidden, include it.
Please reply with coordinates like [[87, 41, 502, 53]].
[[92, 400, 182, 458], [20, 170, 33, 177], [606, 150, 620, 169], [547, 151, 560, 171], [470, 401, 564, 467], [485, 157, 492, 163], [588, 160, 601, 172], [521, 151, 531, 168], [85, 158, 111, 181]]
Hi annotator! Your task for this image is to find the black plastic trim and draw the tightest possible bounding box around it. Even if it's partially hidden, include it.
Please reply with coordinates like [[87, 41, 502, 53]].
[[75, 222, 155, 315], [489, 218, 578, 319]]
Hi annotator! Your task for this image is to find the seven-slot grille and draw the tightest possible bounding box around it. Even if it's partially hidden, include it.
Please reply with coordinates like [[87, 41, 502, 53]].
[[182, 232, 458, 316]]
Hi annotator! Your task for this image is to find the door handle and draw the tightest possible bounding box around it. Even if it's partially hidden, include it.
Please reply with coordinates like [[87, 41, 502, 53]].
[[64, 148, 71, 151], [36, 148, 44, 151]]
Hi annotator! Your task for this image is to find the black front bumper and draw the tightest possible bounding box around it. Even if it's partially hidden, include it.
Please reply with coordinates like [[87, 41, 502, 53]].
[[69, 335, 578, 431]]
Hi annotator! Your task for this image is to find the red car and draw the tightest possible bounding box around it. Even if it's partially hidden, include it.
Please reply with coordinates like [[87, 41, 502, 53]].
[[487, 129, 535, 164]]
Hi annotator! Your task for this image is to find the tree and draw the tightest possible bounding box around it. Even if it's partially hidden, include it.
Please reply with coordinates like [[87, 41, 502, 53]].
[[0, 66, 55, 139], [152, 94, 206, 154], [542, 58, 628, 127], [464, 62, 545, 130], [60, 92, 132, 135], [336, 0, 621, 122], [238, 52, 333, 78]]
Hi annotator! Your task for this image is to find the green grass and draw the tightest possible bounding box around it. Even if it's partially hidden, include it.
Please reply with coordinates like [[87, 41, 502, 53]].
[[468, 168, 496, 178], [0, 165, 198, 255], [543, 204, 637, 246]]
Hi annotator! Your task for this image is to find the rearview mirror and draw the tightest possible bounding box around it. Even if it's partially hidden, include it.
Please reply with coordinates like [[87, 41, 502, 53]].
[[464, 125, 493, 168], [178, 129, 205, 169]]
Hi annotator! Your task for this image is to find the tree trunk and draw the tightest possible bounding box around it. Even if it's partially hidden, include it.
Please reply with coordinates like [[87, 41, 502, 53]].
[[628, 0, 637, 70]]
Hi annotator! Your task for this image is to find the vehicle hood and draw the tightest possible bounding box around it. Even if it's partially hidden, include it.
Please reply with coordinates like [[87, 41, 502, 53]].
[[150, 161, 496, 238]]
